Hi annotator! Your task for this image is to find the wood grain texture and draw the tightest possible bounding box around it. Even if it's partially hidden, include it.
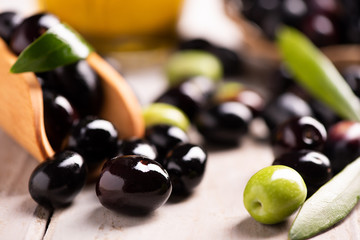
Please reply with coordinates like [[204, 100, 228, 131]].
[[0, 38, 54, 161], [0, 129, 49, 240]]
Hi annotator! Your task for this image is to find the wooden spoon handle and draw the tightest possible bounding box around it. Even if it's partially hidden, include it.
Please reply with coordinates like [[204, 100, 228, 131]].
[[0, 38, 54, 161]]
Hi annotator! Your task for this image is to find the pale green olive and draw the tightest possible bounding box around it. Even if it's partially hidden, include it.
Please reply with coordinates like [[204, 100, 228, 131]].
[[243, 165, 307, 225], [143, 103, 190, 131], [166, 50, 223, 86]]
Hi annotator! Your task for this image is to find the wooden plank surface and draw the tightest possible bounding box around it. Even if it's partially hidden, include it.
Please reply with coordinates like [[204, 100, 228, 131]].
[[0, 129, 49, 240], [1, 0, 360, 239], [1, 116, 360, 240]]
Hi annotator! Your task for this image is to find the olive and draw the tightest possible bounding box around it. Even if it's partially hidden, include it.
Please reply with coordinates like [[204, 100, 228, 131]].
[[116, 138, 158, 160], [28, 151, 87, 209], [261, 92, 313, 132], [209, 46, 242, 77], [300, 14, 338, 47], [323, 121, 360, 174], [272, 150, 332, 197], [195, 101, 252, 145], [47, 60, 103, 117], [178, 38, 212, 51], [281, 0, 308, 28], [272, 116, 327, 157], [0, 11, 22, 44], [163, 143, 207, 195], [268, 64, 296, 97], [143, 103, 190, 132], [10, 13, 60, 55], [166, 50, 223, 86], [145, 124, 189, 164], [42, 89, 78, 151], [342, 65, 360, 97], [308, 98, 341, 130], [155, 78, 211, 120], [96, 155, 172, 215], [212, 81, 265, 116], [178, 38, 242, 77], [308, 0, 341, 18], [66, 117, 119, 170]]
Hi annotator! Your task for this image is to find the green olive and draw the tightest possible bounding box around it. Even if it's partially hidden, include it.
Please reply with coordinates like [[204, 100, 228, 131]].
[[166, 50, 223, 86], [213, 81, 244, 102], [143, 103, 190, 131]]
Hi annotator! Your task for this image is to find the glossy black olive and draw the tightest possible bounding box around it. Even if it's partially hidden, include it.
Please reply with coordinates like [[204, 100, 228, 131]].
[[10, 13, 60, 55], [272, 150, 332, 197], [155, 77, 212, 120], [272, 116, 327, 157], [47, 60, 103, 117], [28, 151, 87, 209], [42, 89, 78, 152], [209, 46, 242, 77], [195, 101, 253, 145], [0, 11, 22, 44], [178, 38, 212, 51], [300, 14, 338, 47], [145, 124, 189, 165], [281, 0, 308, 28], [323, 121, 360, 174], [342, 65, 360, 97], [163, 143, 207, 195], [308, 98, 341, 129], [116, 138, 157, 160], [96, 155, 172, 215], [66, 117, 119, 170], [261, 92, 313, 132]]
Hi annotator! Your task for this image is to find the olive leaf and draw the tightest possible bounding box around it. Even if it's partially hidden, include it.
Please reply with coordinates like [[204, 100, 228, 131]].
[[288, 155, 360, 240], [11, 23, 93, 73], [276, 27, 360, 122]]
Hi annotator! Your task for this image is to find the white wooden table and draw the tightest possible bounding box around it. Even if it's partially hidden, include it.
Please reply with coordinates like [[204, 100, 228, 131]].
[[0, 0, 360, 239]]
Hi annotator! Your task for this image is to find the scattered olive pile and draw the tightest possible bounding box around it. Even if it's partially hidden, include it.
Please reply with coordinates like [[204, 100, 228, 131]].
[[170, 37, 360, 199], [0, 12, 208, 214], [238, 0, 360, 46], [2, 10, 360, 217]]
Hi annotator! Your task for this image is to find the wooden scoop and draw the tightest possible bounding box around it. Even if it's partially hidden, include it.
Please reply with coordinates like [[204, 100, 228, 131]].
[[0, 38, 144, 162]]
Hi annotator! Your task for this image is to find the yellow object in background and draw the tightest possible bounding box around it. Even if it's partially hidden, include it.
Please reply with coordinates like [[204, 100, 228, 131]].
[[39, 0, 184, 52]]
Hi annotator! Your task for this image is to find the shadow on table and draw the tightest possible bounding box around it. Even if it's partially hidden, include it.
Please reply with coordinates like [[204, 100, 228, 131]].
[[88, 206, 156, 229], [231, 216, 290, 238]]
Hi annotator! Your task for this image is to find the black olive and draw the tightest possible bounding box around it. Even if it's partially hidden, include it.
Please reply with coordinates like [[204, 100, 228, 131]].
[[28, 151, 87, 209], [66, 117, 119, 171], [273, 150, 332, 197], [195, 101, 253, 146], [163, 143, 207, 195], [42, 89, 78, 152], [96, 155, 172, 215], [116, 138, 158, 160], [10, 13, 60, 55], [0, 11, 22, 44]]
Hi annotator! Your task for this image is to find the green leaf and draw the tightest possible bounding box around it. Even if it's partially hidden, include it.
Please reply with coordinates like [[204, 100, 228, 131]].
[[289, 156, 360, 240], [276, 27, 360, 121], [11, 23, 93, 73]]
